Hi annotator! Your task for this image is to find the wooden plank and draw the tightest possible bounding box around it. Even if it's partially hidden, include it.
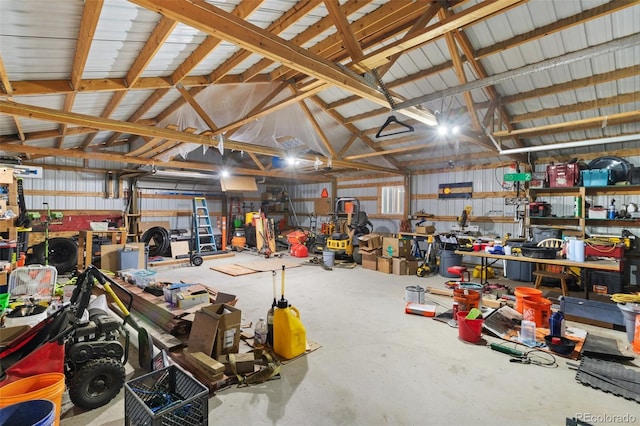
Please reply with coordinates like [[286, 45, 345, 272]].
[[109, 303, 184, 352], [148, 251, 235, 267], [255, 217, 265, 252], [184, 349, 225, 375]]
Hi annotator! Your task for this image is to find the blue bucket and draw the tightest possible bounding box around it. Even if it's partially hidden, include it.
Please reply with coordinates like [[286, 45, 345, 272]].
[[0, 399, 56, 426]]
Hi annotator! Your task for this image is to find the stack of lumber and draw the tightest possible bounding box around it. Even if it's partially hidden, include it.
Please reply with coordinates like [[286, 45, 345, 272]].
[[106, 278, 224, 336]]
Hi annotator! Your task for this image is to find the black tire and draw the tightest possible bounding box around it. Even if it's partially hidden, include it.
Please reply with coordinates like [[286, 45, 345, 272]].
[[68, 358, 125, 410], [30, 238, 78, 273], [191, 254, 203, 266], [141, 226, 170, 257], [352, 246, 362, 265]]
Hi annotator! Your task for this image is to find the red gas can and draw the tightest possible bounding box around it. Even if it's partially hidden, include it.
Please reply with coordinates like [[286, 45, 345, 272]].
[[290, 243, 308, 258]]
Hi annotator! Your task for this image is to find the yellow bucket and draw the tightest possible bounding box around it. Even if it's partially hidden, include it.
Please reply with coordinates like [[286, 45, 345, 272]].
[[0, 373, 66, 426]]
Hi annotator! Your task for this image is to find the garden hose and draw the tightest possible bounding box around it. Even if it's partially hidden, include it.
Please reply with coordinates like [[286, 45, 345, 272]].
[[584, 237, 618, 253], [610, 293, 640, 303]]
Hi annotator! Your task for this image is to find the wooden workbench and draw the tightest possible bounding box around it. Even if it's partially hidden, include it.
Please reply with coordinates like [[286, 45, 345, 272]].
[[455, 249, 621, 299], [77, 230, 126, 270]]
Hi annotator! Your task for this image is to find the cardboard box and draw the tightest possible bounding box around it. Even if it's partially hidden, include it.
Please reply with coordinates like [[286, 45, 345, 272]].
[[358, 234, 382, 251], [377, 256, 392, 274], [177, 291, 210, 310], [218, 353, 255, 375], [188, 303, 242, 359], [314, 198, 332, 216], [361, 249, 380, 271], [415, 225, 435, 235], [391, 258, 420, 275], [382, 237, 412, 258], [393, 257, 408, 275]]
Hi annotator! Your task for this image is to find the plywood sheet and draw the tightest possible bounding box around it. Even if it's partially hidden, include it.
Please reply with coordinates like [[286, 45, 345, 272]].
[[220, 176, 258, 192], [210, 264, 256, 276], [141, 221, 171, 232], [241, 258, 301, 272], [170, 241, 190, 258]]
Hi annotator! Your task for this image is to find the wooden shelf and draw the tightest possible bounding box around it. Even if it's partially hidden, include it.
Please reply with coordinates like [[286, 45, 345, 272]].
[[527, 184, 640, 238]]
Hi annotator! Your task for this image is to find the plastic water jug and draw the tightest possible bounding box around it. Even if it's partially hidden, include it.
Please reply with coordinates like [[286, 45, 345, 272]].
[[549, 311, 565, 337], [273, 304, 306, 359]]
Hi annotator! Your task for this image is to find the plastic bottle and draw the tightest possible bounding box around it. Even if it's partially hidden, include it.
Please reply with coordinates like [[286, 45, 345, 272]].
[[254, 317, 268, 346], [520, 320, 537, 346], [549, 311, 565, 337], [608, 199, 616, 219]]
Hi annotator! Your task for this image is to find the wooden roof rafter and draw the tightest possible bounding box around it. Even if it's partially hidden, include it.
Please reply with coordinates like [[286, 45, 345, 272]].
[[0, 99, 403, 175]]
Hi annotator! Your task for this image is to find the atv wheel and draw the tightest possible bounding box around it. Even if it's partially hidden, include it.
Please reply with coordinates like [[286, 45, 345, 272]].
[[68, 358, 125, 410], [30, 237, 78, 274], [351, 246, 362, 265]]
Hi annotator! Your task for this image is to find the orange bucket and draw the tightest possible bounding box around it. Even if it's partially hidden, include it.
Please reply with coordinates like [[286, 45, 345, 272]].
[[453, 288, 480, 312], [514, 287, 543, 314], [0, 373, 65, 426], [522, 297, 552, 328]]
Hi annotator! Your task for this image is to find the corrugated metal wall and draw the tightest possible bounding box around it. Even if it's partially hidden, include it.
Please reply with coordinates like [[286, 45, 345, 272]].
[[411, 166, 520, 238], [20, 155, 640, 241]]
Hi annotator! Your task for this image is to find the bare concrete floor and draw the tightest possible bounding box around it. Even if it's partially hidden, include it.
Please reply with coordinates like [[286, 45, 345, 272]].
[[58, 252, 639, 425]]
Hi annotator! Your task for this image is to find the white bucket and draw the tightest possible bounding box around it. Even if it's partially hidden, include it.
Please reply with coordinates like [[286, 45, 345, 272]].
[[322, 250, 335, 267], [405, 286, 425, 304], [617, 303, 640, 343]]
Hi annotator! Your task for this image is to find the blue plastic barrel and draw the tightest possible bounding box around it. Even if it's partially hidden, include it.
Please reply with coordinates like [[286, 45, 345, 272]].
[[0, 399, 56, 426]]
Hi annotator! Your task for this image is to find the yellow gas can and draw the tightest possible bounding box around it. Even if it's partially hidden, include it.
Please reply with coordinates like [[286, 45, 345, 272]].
[[273, 305, 306, 359]]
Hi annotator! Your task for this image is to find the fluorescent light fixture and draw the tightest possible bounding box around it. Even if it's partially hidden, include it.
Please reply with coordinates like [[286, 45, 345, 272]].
[[498, 134, 640, 155], [152, 170, 219, 179], [452, 126, 460, 135], [438, 125, 448, 136]]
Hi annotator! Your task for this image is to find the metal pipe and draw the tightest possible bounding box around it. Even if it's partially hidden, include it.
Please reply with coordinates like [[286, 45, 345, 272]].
[[498, 134, 639, 155], [395, 33, 640, 110]]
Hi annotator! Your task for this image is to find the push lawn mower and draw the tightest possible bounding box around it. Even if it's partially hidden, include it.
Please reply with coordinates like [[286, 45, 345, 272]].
[[0, 265, 152, 410]]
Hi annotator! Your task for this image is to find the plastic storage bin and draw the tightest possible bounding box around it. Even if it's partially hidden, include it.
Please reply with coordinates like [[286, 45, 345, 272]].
[[118, 248, 139, 270], [582, 269, 625, 294], [506, 261, 534, 282], [531, 227, 562, 244], [547, 163, 580, 187], [581, 169, 610, 187], [125, 365, 208, 426]]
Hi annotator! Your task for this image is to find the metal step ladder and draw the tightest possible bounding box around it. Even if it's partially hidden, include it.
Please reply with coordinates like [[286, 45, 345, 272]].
[[193, 197, 217, 253]]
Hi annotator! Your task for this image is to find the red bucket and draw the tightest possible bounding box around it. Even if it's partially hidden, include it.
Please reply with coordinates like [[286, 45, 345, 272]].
[[457, 311, 484, 343]]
